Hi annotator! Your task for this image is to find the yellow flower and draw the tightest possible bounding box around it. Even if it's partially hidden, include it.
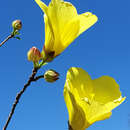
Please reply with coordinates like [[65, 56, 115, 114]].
[[35, 0, 98, 58], [64, 67, 126, 130]]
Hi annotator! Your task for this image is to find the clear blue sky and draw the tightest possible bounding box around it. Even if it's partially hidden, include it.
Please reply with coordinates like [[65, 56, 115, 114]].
[[0, 0, 129, 130]]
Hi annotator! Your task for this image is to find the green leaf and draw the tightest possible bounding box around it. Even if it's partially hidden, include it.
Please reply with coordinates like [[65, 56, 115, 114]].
[[14, 37, 21, 40]]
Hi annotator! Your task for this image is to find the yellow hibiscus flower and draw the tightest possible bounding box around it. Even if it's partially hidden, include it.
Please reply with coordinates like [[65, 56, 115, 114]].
[[64, 67, 126, 130], [35, 0, 98, 59]]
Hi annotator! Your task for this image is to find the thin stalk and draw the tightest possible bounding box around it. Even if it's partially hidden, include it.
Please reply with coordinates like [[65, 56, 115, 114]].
[[3, 57, 47, 130], [0, 34, 14, 47], [3, 68, 38, 130]]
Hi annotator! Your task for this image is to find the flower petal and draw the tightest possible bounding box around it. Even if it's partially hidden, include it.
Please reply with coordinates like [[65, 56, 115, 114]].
[[81, 96, 125, 124], [64, 81, 88, 130], [47, 0, 80, 56], [48, 0, 78, 34], [92, 76, 123, 104], [54, 19, 80, 56], [78, 12, 98, 36], [35, 0, 48, 13], [64, 67, 126, 128], [66, 67, 93, 100], [44, 14, 54, 53], [81, 75, 126, 125]]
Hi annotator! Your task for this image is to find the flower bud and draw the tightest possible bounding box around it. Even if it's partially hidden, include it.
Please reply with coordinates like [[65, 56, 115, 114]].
[[27, 47, 42, 62], [12, 20, 22, 30], [44, 69, 59, 83]]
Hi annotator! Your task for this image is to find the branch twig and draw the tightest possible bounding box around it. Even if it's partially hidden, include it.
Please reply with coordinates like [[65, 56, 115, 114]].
[[33, 75, 44, 81], [3, 68, 39, 130], [0, 34, 14, 47]]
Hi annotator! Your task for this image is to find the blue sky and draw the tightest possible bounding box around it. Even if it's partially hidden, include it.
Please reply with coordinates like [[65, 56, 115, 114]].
[[0, 0, 129, 130]]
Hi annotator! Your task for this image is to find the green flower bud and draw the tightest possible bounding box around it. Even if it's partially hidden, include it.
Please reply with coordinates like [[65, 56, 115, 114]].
[[27, 47, 42, 62], [44, 69, 59, 83], [12, 20, 22, 30]]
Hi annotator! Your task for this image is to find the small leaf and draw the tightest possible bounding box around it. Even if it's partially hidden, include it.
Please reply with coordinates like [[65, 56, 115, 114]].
[[14, 37, 21, 40]]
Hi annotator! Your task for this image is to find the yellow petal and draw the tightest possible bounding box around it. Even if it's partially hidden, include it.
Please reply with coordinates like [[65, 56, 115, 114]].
[[79, 99, 112, 126], [47, 0, 80, 56], [92, 76, 122, 104], [35, 0, 48, 13], [78, 12, 98, 36], [47, 0, 78, 34], [80, 96, 125, 125], [44, 14, 54, 53], [35, 0, 55, 54], [53, 19, 80, 56], [64, 81, 89, 130], [44, 15, 80, 56], [64, 67, 126, 128], [83, 76, 126, 125], [66, 67, 93, 99]]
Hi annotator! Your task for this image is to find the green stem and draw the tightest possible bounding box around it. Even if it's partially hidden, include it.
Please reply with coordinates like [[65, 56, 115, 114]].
[[39, 60, 46, 68], [38, 55, 50, 69]]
